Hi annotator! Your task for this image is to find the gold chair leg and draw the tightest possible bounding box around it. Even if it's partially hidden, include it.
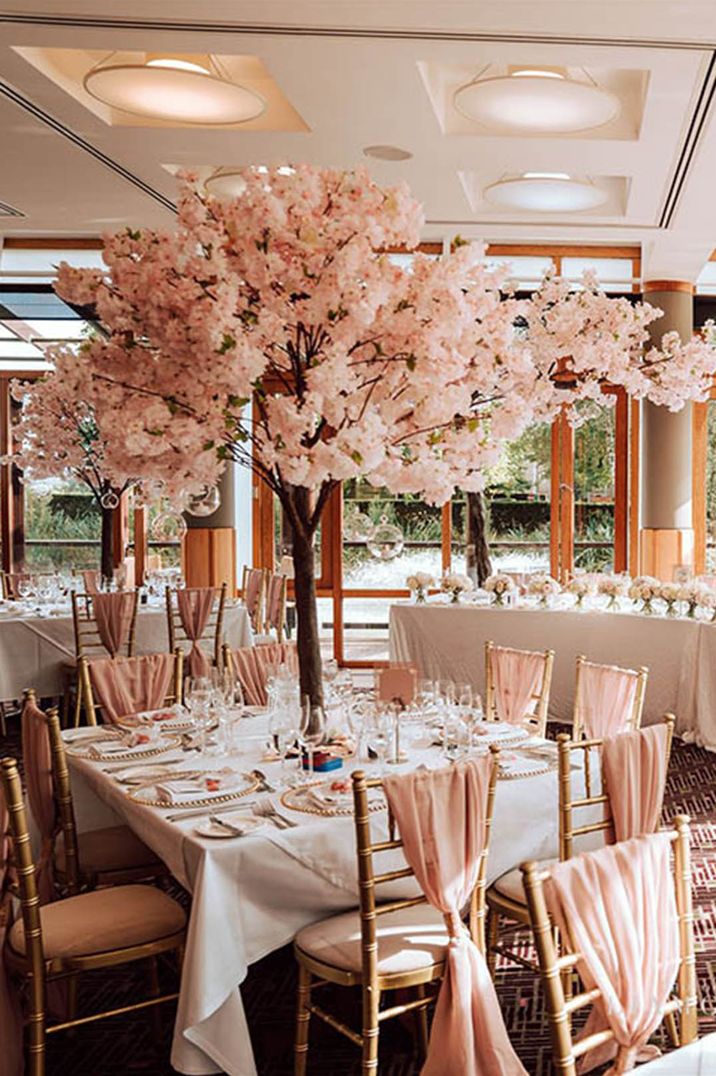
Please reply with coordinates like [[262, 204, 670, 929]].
[[73, 681, 82, 729], [665, 1010, 680, 1048], [414, 983, 429, 1059], [361, 983, 380, 1075], [294, 963, 311, 1076], [27, 992, 46, 1076], [486, 908, 500, 978]]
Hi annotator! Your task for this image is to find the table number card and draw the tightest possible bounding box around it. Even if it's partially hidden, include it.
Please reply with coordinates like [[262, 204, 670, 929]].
[[377, 663, 418, 708]]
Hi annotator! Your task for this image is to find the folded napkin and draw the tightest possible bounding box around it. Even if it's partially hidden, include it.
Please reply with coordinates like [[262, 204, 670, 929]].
[[64, 727, 120, 745], [155, 768, 245, 805], [120, 709, 180, 728], [86, 732, 153, 758], [303, 779, 354, 812]]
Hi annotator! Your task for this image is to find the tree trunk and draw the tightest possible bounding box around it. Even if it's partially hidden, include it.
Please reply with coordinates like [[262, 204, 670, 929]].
[[466, 491, 492, 587], [100, 506, 114, 587], [291, 525, 323, 708]]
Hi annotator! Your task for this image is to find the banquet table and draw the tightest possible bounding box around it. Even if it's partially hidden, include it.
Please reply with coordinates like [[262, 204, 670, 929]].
[[66, 715, 584, 1076], [0, 601, 252, 702], [389, 600, 716, 747]]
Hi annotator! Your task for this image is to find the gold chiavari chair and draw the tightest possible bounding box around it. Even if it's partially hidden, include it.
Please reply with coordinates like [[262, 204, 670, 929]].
[[572, 654, 648, 740], [241, 566, 266, 633], [485, 716, 676, 975], [1, 756, 186, 1075], [484, 641, 554, 737], [43, 706, 164, 894], [521, 817, 699, 1076], [165, 583, 227, 671], [292, 754, 500, 1075], [260, 570, 288, 643], [77, 649, 184, 727], [68, 589, 140, 726]]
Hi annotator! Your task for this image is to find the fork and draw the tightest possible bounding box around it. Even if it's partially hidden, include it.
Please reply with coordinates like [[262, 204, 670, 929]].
[[251, 768, 277, 794], [252, 800, 296, 829]]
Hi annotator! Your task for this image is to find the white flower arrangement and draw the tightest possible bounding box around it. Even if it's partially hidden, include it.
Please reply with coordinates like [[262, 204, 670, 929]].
[[697, 587, 716, 620], [441, 573, 474, 603], [527, 573, 562, 606], [679, 581, 710, 618], [483, 573, 516, 606], [628, 575, 661, 612], [566, 576, 593, 607], [596, 574, 629, 598], [406, 572, 435, 603], [659, 581, 681, 615]]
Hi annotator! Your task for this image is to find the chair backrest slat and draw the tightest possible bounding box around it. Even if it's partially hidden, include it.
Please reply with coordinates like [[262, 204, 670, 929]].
[[241, 567, 266, 633], [165, 584, 226, 668], [70, 589, 139, 659], [45, 709, 82, 895]]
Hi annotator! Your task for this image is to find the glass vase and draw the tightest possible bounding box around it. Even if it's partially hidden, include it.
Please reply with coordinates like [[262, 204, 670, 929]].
[[413, 586, 427, 605], [641, 599, 654, 615]]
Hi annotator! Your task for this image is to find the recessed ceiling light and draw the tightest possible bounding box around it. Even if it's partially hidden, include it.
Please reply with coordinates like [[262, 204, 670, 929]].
[[484, 175, 608, 212], [204, 168, 247, 199], [523, 172, 571, 180], [363, 145, 413, 161], [453, 73, 620, 134], [511, 69, 564, 79], [83, 53, 266, 125]]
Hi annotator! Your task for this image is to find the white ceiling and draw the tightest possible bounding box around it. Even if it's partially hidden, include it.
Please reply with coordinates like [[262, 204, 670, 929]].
[[3, 2, 716, 279]]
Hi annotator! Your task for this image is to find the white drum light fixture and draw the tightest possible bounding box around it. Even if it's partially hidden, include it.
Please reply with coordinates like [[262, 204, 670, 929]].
[[485, 173, 608, 212], [454, 67, 620, 134], [83, 52, 266, 124], [204, 168, 247, 199]]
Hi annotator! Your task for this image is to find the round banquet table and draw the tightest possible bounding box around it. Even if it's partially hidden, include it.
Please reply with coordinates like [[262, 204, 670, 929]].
[[389, 600, 715, 748]]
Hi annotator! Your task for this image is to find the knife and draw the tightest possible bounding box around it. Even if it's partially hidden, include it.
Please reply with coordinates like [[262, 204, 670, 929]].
[[166, 799, 258, 822]]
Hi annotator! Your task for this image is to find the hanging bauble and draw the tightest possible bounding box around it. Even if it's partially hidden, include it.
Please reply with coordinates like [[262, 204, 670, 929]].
[[366, 515, 404, 561], [343, 507, 375, 543], [100, 490, 120, 510], [151, 510, 188, 543], [185, 484, 221, 517]]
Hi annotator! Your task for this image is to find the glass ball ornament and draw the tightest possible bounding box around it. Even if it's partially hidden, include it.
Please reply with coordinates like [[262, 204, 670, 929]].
[[366, 515, 404, 561], [343, 508, 375, 543], [185, 484, 221, 517], [150, 510, 188, 543], [100, 490, 120, 510]]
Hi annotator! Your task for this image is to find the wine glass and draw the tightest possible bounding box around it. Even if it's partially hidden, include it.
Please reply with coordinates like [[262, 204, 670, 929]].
[[269, 705, 299, 782], [299, 698, 326, 780], [366, 705, 392, 773], [186, 676, 212, 752]]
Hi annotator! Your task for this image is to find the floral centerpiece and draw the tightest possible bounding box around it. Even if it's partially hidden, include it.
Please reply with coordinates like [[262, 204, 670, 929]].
[[659, 581, 681, 617], [596, 573, 629, 610], [406, 572, 435, 604], [679, 581, 707, 619], [696, 586, 716, 622], [565, 576, 593, 609], [483, 573, 516, 606], [628, 576, 661, 615], [527, 573, 562, 608], [441, 572, 474, 604]]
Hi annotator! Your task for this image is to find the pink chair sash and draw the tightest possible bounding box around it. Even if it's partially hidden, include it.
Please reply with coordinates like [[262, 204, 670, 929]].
[[176, 588, 215, 678], [93, 591, 135, 656], [229, 642, 298, 706], [21, 698, 56, 904], [0, 793, 23, 1076], [490, 646, 544, 726], [265, 574, 284, 630], [577, 662, 638, 739], [602, 723, 669, 844], [82, 570, 100, 595], [243, 569, 263, 624], [545, 833, 680, 1075], [87, 653, 175, 724], [383, 758, 527, 1076]]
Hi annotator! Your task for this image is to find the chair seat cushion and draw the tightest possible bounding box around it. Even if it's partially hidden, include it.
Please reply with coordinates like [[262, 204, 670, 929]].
[[491, 859, 557, 905], [56, 824, 161, 876], [295, 903, 449, 975], [8, 884, 186, 960]]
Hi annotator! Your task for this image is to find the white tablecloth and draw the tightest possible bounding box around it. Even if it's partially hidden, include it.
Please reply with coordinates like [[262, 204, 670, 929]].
[[0, 602, 252, 701], [67, 717, 581, 1076], [389, 602, 716, 746]]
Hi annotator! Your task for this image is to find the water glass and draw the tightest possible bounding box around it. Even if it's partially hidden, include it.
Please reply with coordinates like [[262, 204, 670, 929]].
[[269, 707, 299, 781], [298, 698, 326, 779]]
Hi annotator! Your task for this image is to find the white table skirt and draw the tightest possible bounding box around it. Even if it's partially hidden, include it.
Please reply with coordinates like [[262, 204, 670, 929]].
[[0, 603, 252, 701], [67, 717, 583, 1076], [389, 602, 714, 746]]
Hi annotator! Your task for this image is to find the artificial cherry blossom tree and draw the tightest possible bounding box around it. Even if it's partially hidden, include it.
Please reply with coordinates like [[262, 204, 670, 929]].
[[9, 347, 131, 583]]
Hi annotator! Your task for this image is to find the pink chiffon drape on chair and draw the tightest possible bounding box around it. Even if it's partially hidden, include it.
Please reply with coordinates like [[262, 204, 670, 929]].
[[545, 833, 680, 1075], [229, 642, 298, 706], [82, 570, 100, 595], [578, 662, 638, 738], [176, 588, 215, 678], [383, 758, 527, 1076], [93, 591, 135, 656], [265, 575, 283, 631], [20, 697, 56, 904], [602, 723, 670, 843], [244, 570, 263, 625], [490, 646, 544, 726], [0, 792, 23, 1076], [87, 653, 175, 724]]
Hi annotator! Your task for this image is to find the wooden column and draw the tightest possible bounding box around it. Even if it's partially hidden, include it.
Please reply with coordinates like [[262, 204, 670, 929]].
[[183, 465, 237, 593], [0, 380, 13, 573]]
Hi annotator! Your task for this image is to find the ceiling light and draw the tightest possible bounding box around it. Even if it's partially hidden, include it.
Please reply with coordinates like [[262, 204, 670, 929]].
[[204, 168, 247, 199], [83, 53, 266, 125], [453, 73, 620, 134], [511, 69, 564, 79], [484, 175, 608, 212], [363, 145, 413, 161]]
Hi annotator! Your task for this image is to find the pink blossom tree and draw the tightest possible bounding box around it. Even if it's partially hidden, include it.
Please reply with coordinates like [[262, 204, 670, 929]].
[[9, 346, 132, 583]]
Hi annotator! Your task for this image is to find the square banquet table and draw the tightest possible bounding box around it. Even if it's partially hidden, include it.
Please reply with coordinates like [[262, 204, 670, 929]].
[[0, 601, 252, 701], [66, 714, 585, 1076], [389, 601, 716, 746]]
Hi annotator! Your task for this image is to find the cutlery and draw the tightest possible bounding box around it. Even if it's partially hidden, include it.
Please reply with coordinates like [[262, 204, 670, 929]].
[[208, 815, 246, 837], [166, 800, 258, 823], [251, 768, 277, 793], [252, 800, 297, 829]]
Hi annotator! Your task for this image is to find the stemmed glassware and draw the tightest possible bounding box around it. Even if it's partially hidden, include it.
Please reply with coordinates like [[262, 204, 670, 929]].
[[298, 697, 326, 780], [185, 676, 213, 753], [269, 703, 300, 782]]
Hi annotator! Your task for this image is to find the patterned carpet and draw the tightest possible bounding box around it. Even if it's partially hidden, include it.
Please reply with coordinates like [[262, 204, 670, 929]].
[[3, 724, 716, 1075]]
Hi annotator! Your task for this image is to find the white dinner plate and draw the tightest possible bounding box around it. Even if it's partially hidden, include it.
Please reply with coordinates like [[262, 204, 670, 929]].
[[195, 814, 263, 839]]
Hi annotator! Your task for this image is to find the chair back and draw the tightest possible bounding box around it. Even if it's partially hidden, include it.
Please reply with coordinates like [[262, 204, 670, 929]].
[[79, 649, 184, 725], [166, 584, 226, 671], [484, 641, 554, 736], [45, 709, 82, 895], [573, 655, 647, 740], [241, 567, 265, 632], [352, 751, 500, 988], [70, 589, 139, 659], [557, 715, 674, 861], [263, 571, 288, 642], [222, 641, 297, 706], [521, 819, 698, 1076]]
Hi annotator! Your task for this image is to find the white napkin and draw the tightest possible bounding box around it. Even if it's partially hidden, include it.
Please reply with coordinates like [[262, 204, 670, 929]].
[[155, 769, 245, 805], [86, 738, 149, 759]]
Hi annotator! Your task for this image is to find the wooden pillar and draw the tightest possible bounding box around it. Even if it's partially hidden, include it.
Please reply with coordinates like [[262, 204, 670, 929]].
[[0, 380, 14, 572], [183, 465, 237, 593]]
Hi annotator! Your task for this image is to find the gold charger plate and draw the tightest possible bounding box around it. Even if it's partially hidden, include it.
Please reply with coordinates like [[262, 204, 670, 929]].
[[280, 782, 384, 817], [498, 754, 556, 781], [129, 770, 261, 809], [67, 735, 182, 763]]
